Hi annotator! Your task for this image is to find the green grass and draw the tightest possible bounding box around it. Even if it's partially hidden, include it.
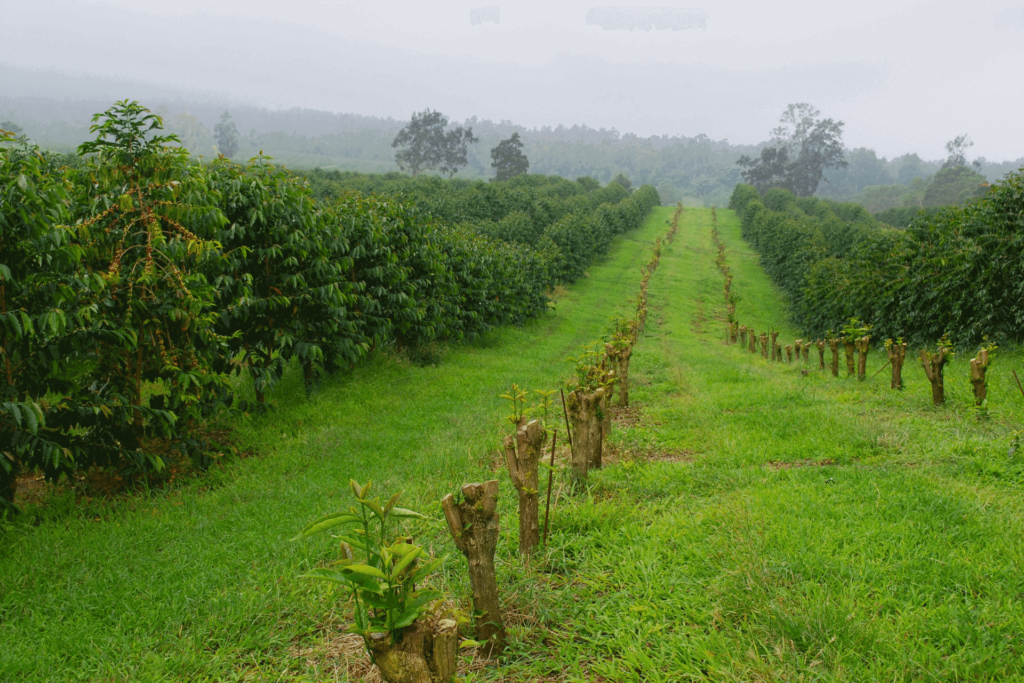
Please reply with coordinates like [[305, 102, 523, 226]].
[[4, 206, 1024, 682]]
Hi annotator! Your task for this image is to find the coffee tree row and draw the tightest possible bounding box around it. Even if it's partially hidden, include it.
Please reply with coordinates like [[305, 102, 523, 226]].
[[728, 170, 1024, 348], [715, 203, 1004, 410], [0, 102, 661, 510]]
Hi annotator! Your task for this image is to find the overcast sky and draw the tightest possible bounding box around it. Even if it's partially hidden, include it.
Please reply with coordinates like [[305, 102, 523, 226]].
[[3, 0, 1024, 160]]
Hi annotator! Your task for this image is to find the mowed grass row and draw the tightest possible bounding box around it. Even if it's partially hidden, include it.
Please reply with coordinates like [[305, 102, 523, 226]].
[[485, 207, 1024, 681], [0, 208, 674, 681]]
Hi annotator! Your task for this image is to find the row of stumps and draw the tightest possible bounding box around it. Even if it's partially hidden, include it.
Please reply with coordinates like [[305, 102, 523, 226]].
[[711, 208, 1000, 409], [434, 203, 683, 665], [726, 323, 997, 407]]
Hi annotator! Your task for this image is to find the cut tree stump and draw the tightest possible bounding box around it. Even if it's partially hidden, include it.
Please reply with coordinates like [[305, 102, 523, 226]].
[[503, 419, 547, 555], [829, 339, 840, 377], [920, 346, 951, 406], [844, 340, 856, 377], [368, 615, 458, 683], [739, 325, 748, 347], [816, 340, 825, 370], [566, 388, 605, 485], [759, 333, 768, 357], [785, 344, 793, 363], [802, 343, 810, 363], [887, 341, 908, 390], [773, 341, 783, 362], [970, 348, 991, 405], [441, 481, 505, 656], [855, 336, 870, 381], [606, 344, 633, 408], [601, 369, 614, 438], [794, 340, 803, 361]]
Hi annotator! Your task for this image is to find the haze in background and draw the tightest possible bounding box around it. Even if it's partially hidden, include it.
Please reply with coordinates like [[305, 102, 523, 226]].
[[3, 0, 1024, 161]]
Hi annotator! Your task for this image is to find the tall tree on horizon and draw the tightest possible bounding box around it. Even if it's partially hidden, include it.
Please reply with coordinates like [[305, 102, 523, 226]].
[[490, 132, 529, 181], [392, 109, 478, 177], [214, 111, 240, 159], [737, 103, 847, 196]]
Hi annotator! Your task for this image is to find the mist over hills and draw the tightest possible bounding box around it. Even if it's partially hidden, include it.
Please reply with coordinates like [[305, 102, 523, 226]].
[[2, 67, 1022, 209]]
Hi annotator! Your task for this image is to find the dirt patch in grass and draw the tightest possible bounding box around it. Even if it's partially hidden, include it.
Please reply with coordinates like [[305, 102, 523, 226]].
[[691, 295, 707, 334], [640, 449, 696, 464], [764, 458, 836, 470], [603, 440, 695, 465], [610, 405, 643, 428]]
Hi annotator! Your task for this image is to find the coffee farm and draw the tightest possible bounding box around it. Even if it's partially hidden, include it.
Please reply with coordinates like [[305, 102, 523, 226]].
[[3, 105, 1024, 681]]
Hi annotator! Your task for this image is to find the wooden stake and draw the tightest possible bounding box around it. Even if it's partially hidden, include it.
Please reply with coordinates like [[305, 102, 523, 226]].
[[560, 388, 574, 451], [543, 430, 556, 546]]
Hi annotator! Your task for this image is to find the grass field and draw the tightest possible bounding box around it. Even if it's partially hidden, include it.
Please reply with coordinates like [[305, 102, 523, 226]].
[[3, 207, 1024, 682]]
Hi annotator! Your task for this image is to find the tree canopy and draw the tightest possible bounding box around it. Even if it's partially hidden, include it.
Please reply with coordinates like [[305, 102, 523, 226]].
[[490, 132, 529, 181], [736, 103, 847, 197], [392, 110, 478, 177]]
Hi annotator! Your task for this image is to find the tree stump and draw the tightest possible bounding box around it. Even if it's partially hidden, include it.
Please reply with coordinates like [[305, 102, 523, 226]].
[[770, 331, 779, 349], [600, 369, 615, 437], [794, 340, 803, 361], [739, 325, 748, 347], [566, 388, 605, 485], [503, 420, 547, 555], [816, 340, 825, 370], [887, 341, 907, 390], [843, 340, 856, 377], [606, 344, 633, 408], [828, 339, 840, 377], [773, 341, 783, 362], [759, 333, 768, 358], [730, 323, 738, 344], [785, 344, 793, 363], [970, 348, 991, 405], [441, 481, 506, 656], [855, 336, 870, 381], [368, 615, 459, 683], [920, 347, 951, 406], [801, 343, 810, 363], [749, 331, 757, 354]]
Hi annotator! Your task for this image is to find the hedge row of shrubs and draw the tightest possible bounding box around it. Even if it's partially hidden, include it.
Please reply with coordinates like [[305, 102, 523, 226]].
[[0, 102, 659, 508], [729, 166, 1024, 347], [305, 170, 660, 284]]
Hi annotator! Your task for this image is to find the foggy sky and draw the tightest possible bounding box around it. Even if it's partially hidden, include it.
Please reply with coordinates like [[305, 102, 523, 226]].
[[3, 0, 1024, 160]]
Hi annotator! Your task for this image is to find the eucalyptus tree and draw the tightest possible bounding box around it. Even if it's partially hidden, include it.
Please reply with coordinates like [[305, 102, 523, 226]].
[[392, 109, 478, 177], [737, 103, 847, 196]]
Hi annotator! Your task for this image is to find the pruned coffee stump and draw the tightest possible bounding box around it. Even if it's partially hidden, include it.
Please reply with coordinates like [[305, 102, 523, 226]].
[[828, 339, 840, 377], [844, 340, 856, 377], [567, 387, 605, 484], [970, 347, 991, 405], [920, 345, 952, 406], [855, 336, 870, 381], [441, 481, 505, 656], [368, 615, 458, 683], [504, 420, 547, 555], [886, 341, 908, 390]]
